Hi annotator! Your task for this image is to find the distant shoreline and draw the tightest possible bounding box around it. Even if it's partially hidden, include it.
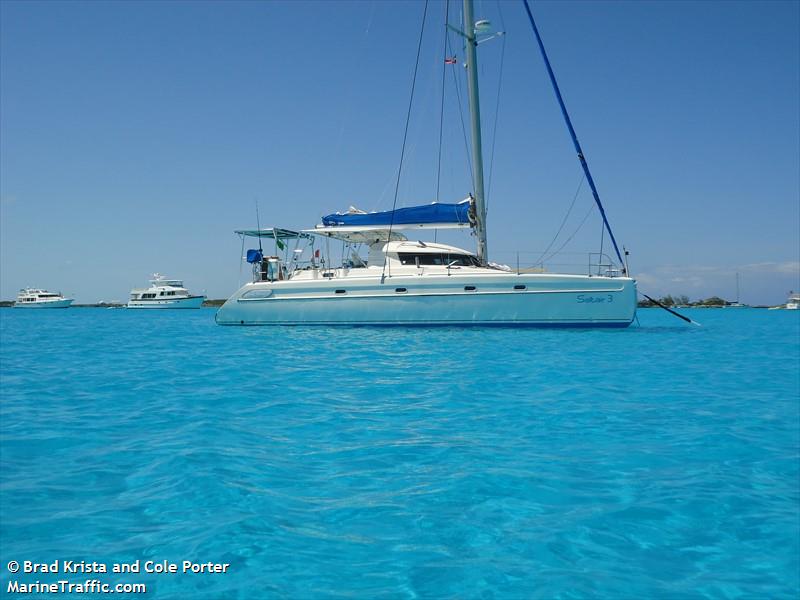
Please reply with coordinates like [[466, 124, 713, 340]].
[[0, 302, 786, 309], [0, 300, 228, 308]]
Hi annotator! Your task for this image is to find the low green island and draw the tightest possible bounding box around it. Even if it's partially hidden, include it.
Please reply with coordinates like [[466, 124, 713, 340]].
[[0, 300, 228, 308], [0, 297, 781, 309], [637, 295, 767, 308]]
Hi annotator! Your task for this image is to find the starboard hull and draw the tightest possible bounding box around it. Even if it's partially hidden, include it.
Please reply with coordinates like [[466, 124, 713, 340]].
[[216, 274, 637, 327]]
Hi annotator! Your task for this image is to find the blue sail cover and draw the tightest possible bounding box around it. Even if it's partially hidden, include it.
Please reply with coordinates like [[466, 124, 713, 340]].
[[322, 202, 472, 227], [246, 249, 263, 263]]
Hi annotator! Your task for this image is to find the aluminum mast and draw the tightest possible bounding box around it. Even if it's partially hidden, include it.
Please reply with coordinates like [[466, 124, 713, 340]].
[[463, 0, 488, 264]]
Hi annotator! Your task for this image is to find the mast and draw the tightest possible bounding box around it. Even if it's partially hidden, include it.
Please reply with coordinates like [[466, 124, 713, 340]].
[[463, 0, 488, 264], [736, 272, 740, 304]]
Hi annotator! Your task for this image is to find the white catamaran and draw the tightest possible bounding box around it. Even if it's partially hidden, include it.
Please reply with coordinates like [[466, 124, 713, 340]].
[[216, 0, 637, 327]]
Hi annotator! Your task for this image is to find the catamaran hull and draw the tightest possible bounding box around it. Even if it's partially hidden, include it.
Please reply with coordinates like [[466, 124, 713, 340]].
[[127, 296, 205, 309], [14, 299, 73, 309], [216, 275, 637, 327]]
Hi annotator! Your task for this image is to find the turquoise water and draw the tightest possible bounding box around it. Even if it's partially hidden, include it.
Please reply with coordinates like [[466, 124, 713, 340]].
[[1, 307, 798, 598]]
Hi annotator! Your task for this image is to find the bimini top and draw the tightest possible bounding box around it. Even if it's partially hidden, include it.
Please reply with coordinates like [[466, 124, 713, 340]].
[[235, 228, 314, 240], [320, 199, 474, 229], [305, 228, 408, 244]]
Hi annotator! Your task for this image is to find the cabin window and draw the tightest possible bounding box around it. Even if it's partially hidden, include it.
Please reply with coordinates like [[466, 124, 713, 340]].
[[464, 285, 477, 291], [395, 288, 407, 293], [334, 289, 346, 294], [398, 253, 481, 267], [241, 289, 273, 300], [514, 285, 527, 290]]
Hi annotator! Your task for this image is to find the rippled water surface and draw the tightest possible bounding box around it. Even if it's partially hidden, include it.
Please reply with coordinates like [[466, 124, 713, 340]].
[[1, 307, 798, 598]]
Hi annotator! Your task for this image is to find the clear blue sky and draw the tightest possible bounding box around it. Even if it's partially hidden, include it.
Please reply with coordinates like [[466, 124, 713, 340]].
[[1, 0, 798, 305]]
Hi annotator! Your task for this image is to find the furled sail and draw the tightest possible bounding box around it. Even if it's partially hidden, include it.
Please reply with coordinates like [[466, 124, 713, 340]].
[[321, 198, 474, 229]]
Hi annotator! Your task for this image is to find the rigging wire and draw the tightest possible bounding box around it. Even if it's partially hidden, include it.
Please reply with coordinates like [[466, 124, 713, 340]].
[[238, 234, 245, 287], [333, 1, 377, 159], [485, 0, 507, 212], [599, 217, 605, 273], [533, 173, 585, 266], [382, 0, 430, 282], [254, 200, 263, 255], [540, 201, 595, 267], [521, 0, 626, 270], [640, 292, 702, 326], [446, 33, 474, 184], [435, 0, 450, 203], [434, 0, 451, 244]]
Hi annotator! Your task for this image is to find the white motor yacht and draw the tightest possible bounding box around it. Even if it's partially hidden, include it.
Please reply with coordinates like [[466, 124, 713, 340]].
[[127, 274, 205, 309], [14, 288, 73, 308], [787, 292, 799, 310]]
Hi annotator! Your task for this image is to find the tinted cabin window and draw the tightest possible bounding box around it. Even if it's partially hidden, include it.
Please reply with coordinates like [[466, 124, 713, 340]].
[[398, 253, 480, 267]]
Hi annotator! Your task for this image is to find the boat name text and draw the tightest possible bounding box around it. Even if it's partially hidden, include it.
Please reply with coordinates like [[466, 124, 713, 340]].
[[576, 294, 613, 303]]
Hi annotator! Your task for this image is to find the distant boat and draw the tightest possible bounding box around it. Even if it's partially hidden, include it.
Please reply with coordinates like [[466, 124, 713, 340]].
[[127, 274, 205, 309], [726, 272, 747, 307], [787, 291, 800, 310], [14, 288, 73, 308]]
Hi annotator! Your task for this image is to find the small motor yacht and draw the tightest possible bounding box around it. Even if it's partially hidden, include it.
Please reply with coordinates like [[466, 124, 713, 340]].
[[787, 292, 800, 310], [127, 274, 205, 309], [14, 288, 73, 308]]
